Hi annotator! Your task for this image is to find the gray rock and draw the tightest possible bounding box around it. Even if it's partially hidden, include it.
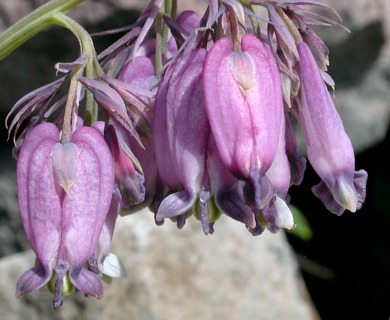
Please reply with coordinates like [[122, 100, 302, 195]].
[[316, 0, 390, 152], [0, 211, 319, 320], [0, 148, 29, 257]]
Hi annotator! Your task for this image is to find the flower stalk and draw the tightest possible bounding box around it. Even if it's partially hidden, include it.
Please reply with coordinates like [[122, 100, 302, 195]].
[[0, 0, 85, 60]]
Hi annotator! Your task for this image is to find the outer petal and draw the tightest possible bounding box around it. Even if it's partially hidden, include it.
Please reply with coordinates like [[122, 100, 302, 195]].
[[118, 56, 156, 90], [69, 268, 104, 299], [63, 126, 115, 281], [16, 264, 52, 298], [155, 49, 209, 223], [153, 65, 181, 190], [16, 123, 62, 295], [176, 10, 201, 34], [97, 189, 125, 278], [167, 49, 209, 191], [155, 190, 195, 222]]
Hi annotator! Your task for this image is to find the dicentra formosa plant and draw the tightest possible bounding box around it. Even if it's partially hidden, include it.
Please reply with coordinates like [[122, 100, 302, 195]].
[[0, 0, 367, 308]]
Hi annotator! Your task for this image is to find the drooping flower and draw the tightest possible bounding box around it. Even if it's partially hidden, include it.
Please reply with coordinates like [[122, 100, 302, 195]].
[[15, 122, 115, 308], [154, 49, 211, 231], [295, 42, 367, 215], [203, 34, 283, 211]]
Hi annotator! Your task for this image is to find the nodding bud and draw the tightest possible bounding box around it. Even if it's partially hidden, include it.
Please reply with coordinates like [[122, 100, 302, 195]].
[[296, 42, 367, 215], [105, 124, 145, 207]]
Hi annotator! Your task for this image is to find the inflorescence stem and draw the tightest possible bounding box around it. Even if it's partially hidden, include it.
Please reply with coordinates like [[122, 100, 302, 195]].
[[0, 0, 85, 60]]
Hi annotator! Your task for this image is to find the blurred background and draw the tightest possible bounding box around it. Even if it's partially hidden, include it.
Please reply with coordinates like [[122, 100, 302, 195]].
[[0, 0, 389, 319]]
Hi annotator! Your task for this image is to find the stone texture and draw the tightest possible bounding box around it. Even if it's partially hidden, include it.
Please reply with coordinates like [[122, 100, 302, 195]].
[[0, 210, 318, 320], [0, 139, 318, 319], [315, 0, 390, 152], [0, 148, 29, 257]]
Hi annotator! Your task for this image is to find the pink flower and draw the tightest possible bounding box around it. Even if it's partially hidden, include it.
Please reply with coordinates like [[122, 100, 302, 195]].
[[15, 122, 114, 308], [203, 34, 283, 211], [154, 49, 211, 231]]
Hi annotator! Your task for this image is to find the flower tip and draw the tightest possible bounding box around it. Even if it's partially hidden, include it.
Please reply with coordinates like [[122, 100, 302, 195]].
[[98, 253, 126, 278], [60, 180, 74, 194], [333, 177, 359, 213], [52, 142, 78, 194]]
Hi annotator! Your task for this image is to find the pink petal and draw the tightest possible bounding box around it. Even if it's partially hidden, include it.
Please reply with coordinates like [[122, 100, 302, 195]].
[[16, 123, 62, 269], [63, 126, 115, 268]]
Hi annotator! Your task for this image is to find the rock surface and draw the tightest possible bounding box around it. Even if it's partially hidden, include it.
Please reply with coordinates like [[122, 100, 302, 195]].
[[0, 210, 318, 320], [0, 138, 317, 319]]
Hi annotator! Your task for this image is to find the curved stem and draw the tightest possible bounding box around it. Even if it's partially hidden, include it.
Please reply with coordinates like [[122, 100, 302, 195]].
[[154, 12, 164, 76], [226, 5, 241, 51], [0, 0, 84, 60], [276, 7, 303, 44], [60, 66, 84, 143], [51, 12, 100, 129]]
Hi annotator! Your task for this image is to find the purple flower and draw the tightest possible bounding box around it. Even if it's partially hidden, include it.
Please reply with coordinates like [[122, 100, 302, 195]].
[[154, 49, 211, 231], [295, 42, 367, 215], [203, 34, 283, 211], [15, 122, 115, 308]]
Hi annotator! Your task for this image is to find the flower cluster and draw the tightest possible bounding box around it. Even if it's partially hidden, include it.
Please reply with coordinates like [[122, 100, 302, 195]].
[[3, 0, 367, 308]]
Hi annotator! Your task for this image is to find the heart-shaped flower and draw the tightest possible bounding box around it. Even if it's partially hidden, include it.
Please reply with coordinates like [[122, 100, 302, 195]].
[[15, 122, 114, 308]]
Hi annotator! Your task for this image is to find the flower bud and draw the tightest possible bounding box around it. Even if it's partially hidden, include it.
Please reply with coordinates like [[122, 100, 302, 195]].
[[296, 42, 367, 215]]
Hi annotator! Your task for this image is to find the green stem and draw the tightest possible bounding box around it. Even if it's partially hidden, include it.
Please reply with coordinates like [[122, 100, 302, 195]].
[[161, 1, 171, 65], [238, 0, 260, 37], [226, 6, 240, 51], [154, 12, 164, 76], [171, 0, 177, 21], [51, 12, 100, 126], [61, 66, 84, 143], [0, 0, 84, 60], [276, 7, 302, 44]]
